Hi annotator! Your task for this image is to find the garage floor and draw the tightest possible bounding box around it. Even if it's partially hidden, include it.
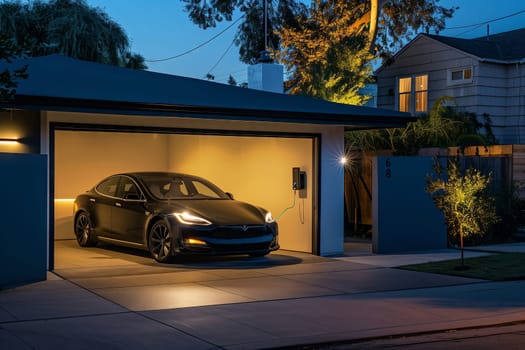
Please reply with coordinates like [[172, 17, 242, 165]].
[[54, 240, 344, 311], [53, 240, 475, 312]]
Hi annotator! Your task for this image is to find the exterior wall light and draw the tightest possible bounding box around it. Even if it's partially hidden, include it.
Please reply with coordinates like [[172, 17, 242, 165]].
[[340, 156, 348, 165], [0, 137, 19, 145]]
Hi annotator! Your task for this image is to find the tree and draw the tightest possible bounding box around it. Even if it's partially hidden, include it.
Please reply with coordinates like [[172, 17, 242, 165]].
[[181, 0, 307, 65], [181, 0, 455, 102], [426, 157, 499, 267], [0, 34, 27, 103], [278, 0, 455, 102], [0, 0, 146, 69], [345, 97, 496, 154]]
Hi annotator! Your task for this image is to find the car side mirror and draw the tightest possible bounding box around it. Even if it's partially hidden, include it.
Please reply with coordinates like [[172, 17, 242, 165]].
[[225, 192, 234, 200]]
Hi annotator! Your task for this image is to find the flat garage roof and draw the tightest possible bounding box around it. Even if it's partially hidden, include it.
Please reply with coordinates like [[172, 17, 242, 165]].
[[1, 54, 413, 128]]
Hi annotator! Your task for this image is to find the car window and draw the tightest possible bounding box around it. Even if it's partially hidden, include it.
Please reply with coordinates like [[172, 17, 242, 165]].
[[117, 177, 143, 200], [141, 174, 228, 200], [191, 180, 221, 198], [159, 177, 189, 198], [96, 176, 120, 197]]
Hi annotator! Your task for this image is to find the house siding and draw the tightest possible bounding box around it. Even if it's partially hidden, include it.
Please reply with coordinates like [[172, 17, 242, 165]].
[[377, 35, 525, 144], [378, 36, 481, 114]]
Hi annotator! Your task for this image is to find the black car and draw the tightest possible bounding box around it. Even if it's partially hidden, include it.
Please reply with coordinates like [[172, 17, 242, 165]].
[[73, 172, 279, 262]]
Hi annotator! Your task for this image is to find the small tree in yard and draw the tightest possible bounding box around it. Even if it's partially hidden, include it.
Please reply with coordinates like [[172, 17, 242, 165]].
[[426, 158, 499, 268]]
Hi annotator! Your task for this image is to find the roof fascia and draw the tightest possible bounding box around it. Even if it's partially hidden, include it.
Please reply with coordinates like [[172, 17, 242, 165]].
[[3, 95, 416, 128]]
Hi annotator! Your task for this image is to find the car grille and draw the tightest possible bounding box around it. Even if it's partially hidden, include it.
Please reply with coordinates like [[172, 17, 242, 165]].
[[183, 225, 272, 239], [213, 225, 271, 238]]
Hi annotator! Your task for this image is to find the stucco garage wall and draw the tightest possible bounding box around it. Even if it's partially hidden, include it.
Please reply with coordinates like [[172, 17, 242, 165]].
[[167, 134, 313, 252], [0, 153, 47, 288], [372, 156, 447, 253]]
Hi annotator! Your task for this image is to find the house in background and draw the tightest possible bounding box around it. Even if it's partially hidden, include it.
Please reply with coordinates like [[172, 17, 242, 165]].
[[376, 28, 525, 144]]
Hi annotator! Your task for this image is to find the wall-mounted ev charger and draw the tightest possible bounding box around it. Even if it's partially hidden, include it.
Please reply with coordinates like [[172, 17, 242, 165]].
[[292, 167, 306, 190]]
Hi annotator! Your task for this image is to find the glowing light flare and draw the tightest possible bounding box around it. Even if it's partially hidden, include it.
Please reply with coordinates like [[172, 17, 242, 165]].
[[0, 137, 19, 145], [265, 212, 275, 223], [340, 156, 348, 165], [174, 212, 212, 226], [184, 238, 208, 246], [54, 198, 76, 203]]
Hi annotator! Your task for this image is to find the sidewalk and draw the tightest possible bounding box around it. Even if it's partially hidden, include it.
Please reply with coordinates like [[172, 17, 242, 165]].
[[1, 243, 524, 349]]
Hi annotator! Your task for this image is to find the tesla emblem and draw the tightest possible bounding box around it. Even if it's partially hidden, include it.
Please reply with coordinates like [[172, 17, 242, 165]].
[[242, 225, 249, 231]]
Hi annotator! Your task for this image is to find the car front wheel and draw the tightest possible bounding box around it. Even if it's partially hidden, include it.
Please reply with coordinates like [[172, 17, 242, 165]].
[[74, 212, 97, 247], [148, 220, 174, 263]]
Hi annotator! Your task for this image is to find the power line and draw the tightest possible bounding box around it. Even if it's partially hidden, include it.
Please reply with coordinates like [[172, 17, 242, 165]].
[[145, 15, 244, 63], [444, 9, 525, 31], [204, 39, 236, 78]]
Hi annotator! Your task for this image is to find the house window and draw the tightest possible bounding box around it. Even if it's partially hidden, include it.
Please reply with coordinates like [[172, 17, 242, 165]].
[[398, 77, 411, 112], [448, 67, 473, 85], [397, 74, 428, 113]]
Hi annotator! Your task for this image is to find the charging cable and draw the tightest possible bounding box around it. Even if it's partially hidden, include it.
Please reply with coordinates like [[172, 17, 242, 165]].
[[276, 189, 297, 221]]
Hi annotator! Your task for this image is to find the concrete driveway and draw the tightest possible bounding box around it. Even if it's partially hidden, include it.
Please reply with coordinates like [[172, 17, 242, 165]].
[[2, 241, 524, 349], [53, 240, 480, 312]]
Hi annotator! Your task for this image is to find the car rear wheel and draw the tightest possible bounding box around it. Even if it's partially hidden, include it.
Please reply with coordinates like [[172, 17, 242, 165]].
[[74, 212, 97, 247], [148, 220, 174, 263]]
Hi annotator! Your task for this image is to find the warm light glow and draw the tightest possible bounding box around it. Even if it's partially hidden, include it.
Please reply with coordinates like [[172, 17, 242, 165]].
[[184, 238, 208, 246], [0, 138, 19, 145], [340, 156, 348, 165], [54, 198, 76, 203], [174, 212, 212, 225]]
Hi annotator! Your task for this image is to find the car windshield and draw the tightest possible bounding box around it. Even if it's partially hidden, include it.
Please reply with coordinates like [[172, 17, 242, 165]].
[[140, 174, 229, 200]]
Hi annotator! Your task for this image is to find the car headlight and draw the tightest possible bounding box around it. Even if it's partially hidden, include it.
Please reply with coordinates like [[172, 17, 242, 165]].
[[174, 212, 212, 226], [265, 212, 275, 223]]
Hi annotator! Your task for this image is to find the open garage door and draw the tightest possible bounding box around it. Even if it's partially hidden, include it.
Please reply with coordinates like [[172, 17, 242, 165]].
[[53, 127, 317, 266]]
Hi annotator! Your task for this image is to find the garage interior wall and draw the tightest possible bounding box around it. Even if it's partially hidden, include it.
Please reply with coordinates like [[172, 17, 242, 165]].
[[54, 130, 313, 252]]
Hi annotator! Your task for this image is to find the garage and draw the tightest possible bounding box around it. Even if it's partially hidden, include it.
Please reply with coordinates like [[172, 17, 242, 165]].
[[53, 126, 316, 258], [0, 54, 412, 288]]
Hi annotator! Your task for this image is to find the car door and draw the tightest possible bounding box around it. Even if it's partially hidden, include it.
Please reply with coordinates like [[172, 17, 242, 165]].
[[112, 176, 149, 244], [92, 175, 121, 236]]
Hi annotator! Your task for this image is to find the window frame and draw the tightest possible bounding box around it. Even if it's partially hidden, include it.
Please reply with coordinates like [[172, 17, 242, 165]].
[[447, 66, 473, 86], [396, 73, 428, 114]]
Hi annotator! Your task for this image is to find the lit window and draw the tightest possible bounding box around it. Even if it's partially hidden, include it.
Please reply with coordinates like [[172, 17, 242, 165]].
[[397, 74, 428, 113], [415, 75, 428, 112], [398, 77, 412, 112]]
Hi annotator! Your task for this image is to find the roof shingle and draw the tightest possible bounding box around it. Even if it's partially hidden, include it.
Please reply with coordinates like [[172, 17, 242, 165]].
[[425, 27, 525, 61]]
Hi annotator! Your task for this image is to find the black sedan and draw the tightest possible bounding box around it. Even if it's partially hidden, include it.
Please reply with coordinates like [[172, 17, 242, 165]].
[[73, 172, 279, 262]]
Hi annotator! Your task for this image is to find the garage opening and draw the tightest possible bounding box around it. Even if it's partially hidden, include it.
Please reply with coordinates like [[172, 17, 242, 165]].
[[52, 126, 318, 268]]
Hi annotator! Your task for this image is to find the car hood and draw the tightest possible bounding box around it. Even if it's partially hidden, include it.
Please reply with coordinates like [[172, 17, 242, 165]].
[[154, 200, 268, 226]]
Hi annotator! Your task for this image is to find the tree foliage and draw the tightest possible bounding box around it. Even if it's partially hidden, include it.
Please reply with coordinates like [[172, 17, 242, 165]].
[[0, 34, 27, 103], [181, 0, 455, 102], [426, 158, 499, 262], [277, 1, 374, 104], [345, 97, 496, 154], [181, 0, 307, 65], [0, 0, 146, 69]]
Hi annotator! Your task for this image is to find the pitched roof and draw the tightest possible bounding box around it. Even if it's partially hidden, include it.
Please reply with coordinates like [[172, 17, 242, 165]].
[[424, 28, 525, 61], [0, 54, 413, 129]]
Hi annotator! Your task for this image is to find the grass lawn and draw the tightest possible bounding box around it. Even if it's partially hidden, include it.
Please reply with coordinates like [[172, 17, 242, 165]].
[[399, 252, 525, 281]]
